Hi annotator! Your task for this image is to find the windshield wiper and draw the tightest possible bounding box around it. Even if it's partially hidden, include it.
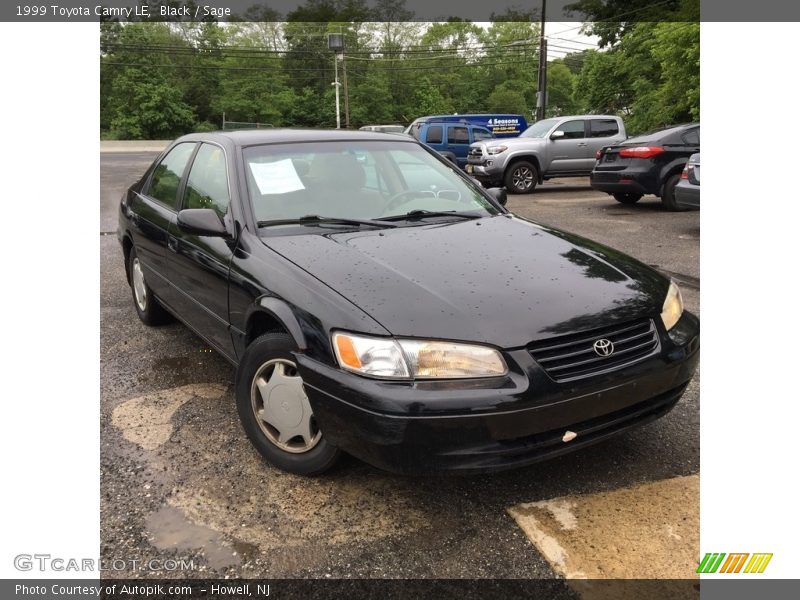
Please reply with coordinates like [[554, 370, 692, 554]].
[[377, 210, 483, 222], [258, 215, 398, 229]]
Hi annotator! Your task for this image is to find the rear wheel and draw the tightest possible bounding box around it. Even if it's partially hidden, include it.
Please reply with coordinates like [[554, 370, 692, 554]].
[[612, 192, 643, 205], [128, 248, 171, 326], [661, 174, 687, 211], [235, 333, 340, 475], [504, 161, 538, 194]]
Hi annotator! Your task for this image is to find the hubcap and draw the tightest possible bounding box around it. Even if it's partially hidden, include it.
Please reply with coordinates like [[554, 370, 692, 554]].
[[512, 167, 534, 190], [132, 258, 147, 311], [250, 359, 321, 454]]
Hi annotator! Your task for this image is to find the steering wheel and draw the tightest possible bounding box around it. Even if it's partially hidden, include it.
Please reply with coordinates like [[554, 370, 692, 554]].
[[383, 190, 431, 213]]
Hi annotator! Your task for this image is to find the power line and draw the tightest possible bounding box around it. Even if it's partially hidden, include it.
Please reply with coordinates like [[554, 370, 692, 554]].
[[102, 57, 544, 73]]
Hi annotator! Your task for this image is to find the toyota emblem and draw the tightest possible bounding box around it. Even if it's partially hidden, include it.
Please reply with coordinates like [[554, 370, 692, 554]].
[[593, 339, 614, 357]]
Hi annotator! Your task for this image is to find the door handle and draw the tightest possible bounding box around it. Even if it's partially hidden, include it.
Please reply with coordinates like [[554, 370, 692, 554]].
[[168, 237, 178, 253], [577, 142, 588, 147]]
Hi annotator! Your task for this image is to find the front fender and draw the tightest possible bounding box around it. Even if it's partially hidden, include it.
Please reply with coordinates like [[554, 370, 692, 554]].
[[503, 150, 544, 181], [245, 296, 308, 350]]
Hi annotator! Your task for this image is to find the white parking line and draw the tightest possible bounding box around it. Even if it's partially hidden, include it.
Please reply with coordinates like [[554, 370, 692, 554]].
[[508, 475, 699, 581]]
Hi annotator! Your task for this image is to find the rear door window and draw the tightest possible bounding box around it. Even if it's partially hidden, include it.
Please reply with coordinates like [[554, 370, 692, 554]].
[[448, 126, 469, 144], [589, 119, 619, 138], [146, 143, 197, 209], [682, 128, 700, 145]]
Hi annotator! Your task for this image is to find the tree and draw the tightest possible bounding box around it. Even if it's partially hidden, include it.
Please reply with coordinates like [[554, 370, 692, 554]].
[[564, 0, 691, 47], [487, 83, 527, 115], [109, 71, 196, 138], [546, 61, 578, 116]]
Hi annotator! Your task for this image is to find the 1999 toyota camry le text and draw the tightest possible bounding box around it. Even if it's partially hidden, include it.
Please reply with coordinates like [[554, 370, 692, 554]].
[[117, 129, 699, 475]]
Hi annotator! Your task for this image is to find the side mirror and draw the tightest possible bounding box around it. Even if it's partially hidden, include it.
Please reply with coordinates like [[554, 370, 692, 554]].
[[177, 208, 228, 237], [487, 187, 507, 206], [550, 130, 565, 140]]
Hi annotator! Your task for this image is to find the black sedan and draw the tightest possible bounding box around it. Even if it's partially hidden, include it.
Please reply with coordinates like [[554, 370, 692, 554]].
[[590, 123, 700, 211], [118, 129, 699, 475]]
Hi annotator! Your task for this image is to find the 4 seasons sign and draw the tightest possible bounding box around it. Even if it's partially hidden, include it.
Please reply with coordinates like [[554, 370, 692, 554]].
[[696, 552, 773, 574]]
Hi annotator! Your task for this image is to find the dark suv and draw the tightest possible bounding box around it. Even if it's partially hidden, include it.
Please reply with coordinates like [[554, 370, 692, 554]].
[[590, 123, 700, 211], [411, 120, 494, 169]]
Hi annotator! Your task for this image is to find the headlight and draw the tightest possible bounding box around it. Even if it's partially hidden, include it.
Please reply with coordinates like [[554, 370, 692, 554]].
[[332, 332, 508, 379], [660, 281, 684, 331], [487, 145, 508, 155]]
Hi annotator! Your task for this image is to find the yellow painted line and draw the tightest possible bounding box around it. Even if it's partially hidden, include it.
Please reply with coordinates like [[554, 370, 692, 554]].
[[508, 474, 699, 581]]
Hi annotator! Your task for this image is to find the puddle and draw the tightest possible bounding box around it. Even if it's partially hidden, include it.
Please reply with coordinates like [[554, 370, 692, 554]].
[[146, 506, 242, 570]]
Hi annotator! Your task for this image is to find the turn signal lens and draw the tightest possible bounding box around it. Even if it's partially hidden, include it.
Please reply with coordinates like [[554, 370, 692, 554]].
[[334, 334, 362, 369]]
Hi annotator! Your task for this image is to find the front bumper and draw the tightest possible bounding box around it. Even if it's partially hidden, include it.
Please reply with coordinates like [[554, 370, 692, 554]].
[[296, 312, 699, 474], [466, 158, 505, 186]]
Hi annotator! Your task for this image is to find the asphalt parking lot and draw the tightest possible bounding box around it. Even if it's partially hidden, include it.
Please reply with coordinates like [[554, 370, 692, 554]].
[[100, 153, 700, 581]]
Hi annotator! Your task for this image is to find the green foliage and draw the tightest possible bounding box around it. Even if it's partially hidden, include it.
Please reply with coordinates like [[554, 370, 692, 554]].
[[546, 61, 579, 116], [565, 0, 697, 47], [109, 71, 196, 139], [487, 84, 527, 115], [412, 78, 454, 116], [575, 22, 699, 134], [99, 11, 698, 140]]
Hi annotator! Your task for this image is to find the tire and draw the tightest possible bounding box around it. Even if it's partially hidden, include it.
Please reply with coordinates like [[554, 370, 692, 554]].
[[235, 333, 340, 475], [504, 160, 538, 194], [612, 192, 643, 205], [128, 247, 172, 326], [660, 174, 687, 211]]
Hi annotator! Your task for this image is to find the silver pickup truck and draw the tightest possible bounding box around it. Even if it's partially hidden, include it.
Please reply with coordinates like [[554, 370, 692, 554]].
[[466, 115, 626, 194]]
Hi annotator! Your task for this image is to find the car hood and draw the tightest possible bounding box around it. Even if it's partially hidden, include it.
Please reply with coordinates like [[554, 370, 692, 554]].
[[262, 216, 668, 348]]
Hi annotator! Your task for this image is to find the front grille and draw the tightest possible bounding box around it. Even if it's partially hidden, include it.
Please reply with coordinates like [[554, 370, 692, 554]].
[[468, 146, 483, 158], [529, 319, 659, 383]]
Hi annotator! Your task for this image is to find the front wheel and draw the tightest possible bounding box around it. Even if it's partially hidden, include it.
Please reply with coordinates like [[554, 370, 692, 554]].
[[504, 161, 538, 194], [613, 192, 643, 205], [235, 333, 340, 475]]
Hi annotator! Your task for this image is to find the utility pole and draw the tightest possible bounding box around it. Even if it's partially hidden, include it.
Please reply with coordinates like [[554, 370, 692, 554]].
[[332, 55, 341, 129], [341, 28, 350, 128], [536, 0, 547, 121], [342, 52, 350, 129]]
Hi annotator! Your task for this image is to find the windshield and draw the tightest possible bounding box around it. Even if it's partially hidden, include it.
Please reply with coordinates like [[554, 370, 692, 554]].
[[243, 140, 500, 227], [520, 118, 559, 138]]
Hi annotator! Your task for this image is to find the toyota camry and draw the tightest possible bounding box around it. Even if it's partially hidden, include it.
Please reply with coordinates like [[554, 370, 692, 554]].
[[118, 130, 699, 475]]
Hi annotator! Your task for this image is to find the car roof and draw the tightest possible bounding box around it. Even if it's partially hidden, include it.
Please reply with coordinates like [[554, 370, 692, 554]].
[[546, 115, 621, 120], [176, 128, 416, 147], [625, 123, 699, 143]]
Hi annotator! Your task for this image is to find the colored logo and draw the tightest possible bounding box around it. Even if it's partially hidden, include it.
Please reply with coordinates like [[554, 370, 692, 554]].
[[696, 553, 773, 574], [593, 339, 614, 357]]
